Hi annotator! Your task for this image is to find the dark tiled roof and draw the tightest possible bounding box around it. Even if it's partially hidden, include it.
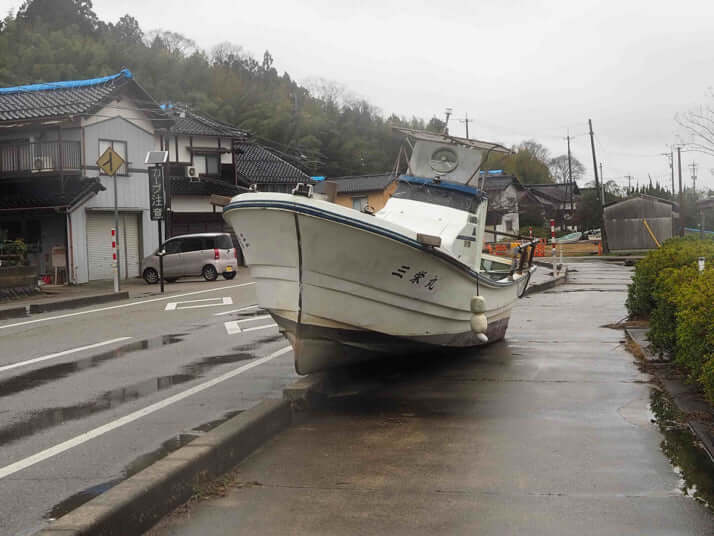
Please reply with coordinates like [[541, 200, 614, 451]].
[[482, 175, 523, 193], [314, 173, 395, 194], [169, 176, 242, 197], [168, 107, 248, 138], [234, 142, 310, 185], [0, 69, 167, 126], [527, 183, 580, 203], [0, 177, 104, 209]]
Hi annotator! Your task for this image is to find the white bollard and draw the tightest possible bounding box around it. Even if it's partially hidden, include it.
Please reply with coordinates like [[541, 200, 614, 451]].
[[112, 228, 119, 293]]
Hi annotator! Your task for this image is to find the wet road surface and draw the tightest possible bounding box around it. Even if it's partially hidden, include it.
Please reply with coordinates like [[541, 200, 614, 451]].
[[150, 262, 713, 536], [0, 271, 297, 536]]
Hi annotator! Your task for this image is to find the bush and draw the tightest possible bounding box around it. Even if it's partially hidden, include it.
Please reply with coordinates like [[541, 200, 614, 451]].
[[626, 237, 714, 317], [673, 268, 714, 402], [648, 264, 698, 353]]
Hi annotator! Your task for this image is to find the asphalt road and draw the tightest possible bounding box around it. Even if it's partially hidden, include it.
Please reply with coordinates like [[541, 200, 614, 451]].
[[150, 262, 713, 536], [0, 269, 297, 536]]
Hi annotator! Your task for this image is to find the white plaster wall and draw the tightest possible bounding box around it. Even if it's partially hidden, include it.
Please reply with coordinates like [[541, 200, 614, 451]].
[[82, 97, 154, 133], [172, 195, 222, 213], [168, 135, 233, 165], [70, 113, 159, 282]]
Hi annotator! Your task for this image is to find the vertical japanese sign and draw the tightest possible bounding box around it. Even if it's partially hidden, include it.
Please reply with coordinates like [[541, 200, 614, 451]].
[[149, 166, 165, 221]]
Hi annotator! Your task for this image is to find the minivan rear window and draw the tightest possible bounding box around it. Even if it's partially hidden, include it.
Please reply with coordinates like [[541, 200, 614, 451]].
[[214, 235, 233, 249]]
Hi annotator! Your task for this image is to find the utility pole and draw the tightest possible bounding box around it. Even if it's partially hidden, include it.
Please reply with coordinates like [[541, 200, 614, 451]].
[[458, 112, 471, 139], [661, 151, 675, 195], [677, 146, 684, 236], [625, 175, 632, 194], [443, 107, 453, 135], [588, 118, 608, 253], [599, 162, 605, 203], [689, 161, 698, 192], [567, 134, 574, 214]]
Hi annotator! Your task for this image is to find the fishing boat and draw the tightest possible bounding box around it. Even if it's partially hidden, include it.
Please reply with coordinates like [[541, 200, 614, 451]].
[[223, 127, 538, 374], [552, 231, 582, 244]]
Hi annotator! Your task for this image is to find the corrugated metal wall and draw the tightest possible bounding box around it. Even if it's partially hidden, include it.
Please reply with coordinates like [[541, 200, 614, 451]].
[[604, 197, 674, 250]]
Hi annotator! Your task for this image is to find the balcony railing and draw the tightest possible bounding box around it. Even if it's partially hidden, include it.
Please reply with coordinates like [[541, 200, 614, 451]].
[[0, 141, 82, 177]]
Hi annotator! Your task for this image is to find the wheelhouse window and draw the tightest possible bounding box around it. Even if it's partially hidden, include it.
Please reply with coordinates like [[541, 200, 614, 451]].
[[352, 196, 368, 211], [98, 140, 128, 175]]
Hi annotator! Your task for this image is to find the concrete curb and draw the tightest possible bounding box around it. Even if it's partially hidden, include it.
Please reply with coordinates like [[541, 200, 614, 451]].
[[28, 291, 129, 314], [624, 328, 714, 463], [0, 305, 27, 320], [525, 269, 568, 296], [38, 398, 292, 536]]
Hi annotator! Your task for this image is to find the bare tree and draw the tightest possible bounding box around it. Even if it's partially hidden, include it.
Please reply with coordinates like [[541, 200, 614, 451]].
[[145, 29, 198, 56], [676, 89, 714, 156], [211, 42, 246, 65], [549, 154, 585, 184], [520, 140, 550, 163]]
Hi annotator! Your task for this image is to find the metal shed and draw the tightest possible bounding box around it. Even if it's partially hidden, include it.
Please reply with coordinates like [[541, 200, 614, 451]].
[[604, 195, 679, 251]]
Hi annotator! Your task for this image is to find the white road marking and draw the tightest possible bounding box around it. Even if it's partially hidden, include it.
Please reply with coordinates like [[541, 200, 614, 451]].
[[165, 297, 233, 311], [242, 324, 278, 333], [0, 283, 255, 331], [224, 320, 242, 335], [224, 320, 278, 335], [0, 345, 292, 480], [0, 337, 132, 374], [235, 314, 271, 324], [214, 305, 259, 316]]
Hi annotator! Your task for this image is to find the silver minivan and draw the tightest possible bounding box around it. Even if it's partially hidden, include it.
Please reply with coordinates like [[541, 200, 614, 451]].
[[142, 233, 239, 284]]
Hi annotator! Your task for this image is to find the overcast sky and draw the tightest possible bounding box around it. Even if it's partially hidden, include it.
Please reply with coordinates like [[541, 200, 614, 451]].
[[4, 0, 714, 190]]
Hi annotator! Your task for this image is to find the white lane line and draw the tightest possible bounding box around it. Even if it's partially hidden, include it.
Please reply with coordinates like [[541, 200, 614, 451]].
[[242, 324, 278, 333], [214, 305, 259, 316], [165, 297, 233, 311], [0, 283, 255, 331], [235, 314, 271, 324], [0, 345, 292, 480], [0, 337, 132, 374], [224, 321, 278, 335]]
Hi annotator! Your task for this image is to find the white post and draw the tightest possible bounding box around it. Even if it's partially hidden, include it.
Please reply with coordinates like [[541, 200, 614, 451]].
[[112, 228, 119, 293], [699, 257, 706, 273]]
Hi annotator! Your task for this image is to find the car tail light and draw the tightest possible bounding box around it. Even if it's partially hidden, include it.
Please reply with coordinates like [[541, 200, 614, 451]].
[[233, 248, 238, 259], [214, 248, 220, 260]]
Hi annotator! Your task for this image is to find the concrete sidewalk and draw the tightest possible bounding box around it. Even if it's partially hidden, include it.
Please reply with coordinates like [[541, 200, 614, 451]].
[[0, 270, 251, 319], [149, 263, 712, 536]]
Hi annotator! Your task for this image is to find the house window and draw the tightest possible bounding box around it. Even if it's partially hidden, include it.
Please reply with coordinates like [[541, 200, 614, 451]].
[[98, 140, 128, 175], [352, 196, 368, 211], [505, 219, 513, 232], [195, 154, 220, 176]]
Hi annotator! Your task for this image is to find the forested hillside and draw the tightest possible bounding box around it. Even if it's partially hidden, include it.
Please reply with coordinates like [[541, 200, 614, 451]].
[[0, 0, 562, 181]]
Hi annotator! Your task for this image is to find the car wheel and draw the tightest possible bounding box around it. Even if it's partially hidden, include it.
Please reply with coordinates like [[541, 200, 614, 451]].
[[202, 264, 218, 281], [143, 268, 159, 284], [223, 271, 236, 280]]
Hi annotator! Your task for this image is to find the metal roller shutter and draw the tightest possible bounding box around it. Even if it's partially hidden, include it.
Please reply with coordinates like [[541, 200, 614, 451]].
[[122, 213, 140, 278], [86, 212, 141, 280]]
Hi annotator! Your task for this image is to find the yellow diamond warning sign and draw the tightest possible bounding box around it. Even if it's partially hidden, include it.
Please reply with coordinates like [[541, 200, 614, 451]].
[[96, 146, 125, 176]]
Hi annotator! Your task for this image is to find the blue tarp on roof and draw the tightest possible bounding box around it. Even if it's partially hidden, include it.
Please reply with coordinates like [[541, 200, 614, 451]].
[[0, 69, 132, 95], [399, 175, 482, 196]]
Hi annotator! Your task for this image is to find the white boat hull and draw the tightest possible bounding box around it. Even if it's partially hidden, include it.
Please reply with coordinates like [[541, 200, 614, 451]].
[[224, 193, 525, 374]]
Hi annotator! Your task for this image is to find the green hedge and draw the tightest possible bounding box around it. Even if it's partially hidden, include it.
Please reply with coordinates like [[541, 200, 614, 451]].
[[627, 237, 714, 402], [626, 237, 714, 317], [674, 268, 714, 402]]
